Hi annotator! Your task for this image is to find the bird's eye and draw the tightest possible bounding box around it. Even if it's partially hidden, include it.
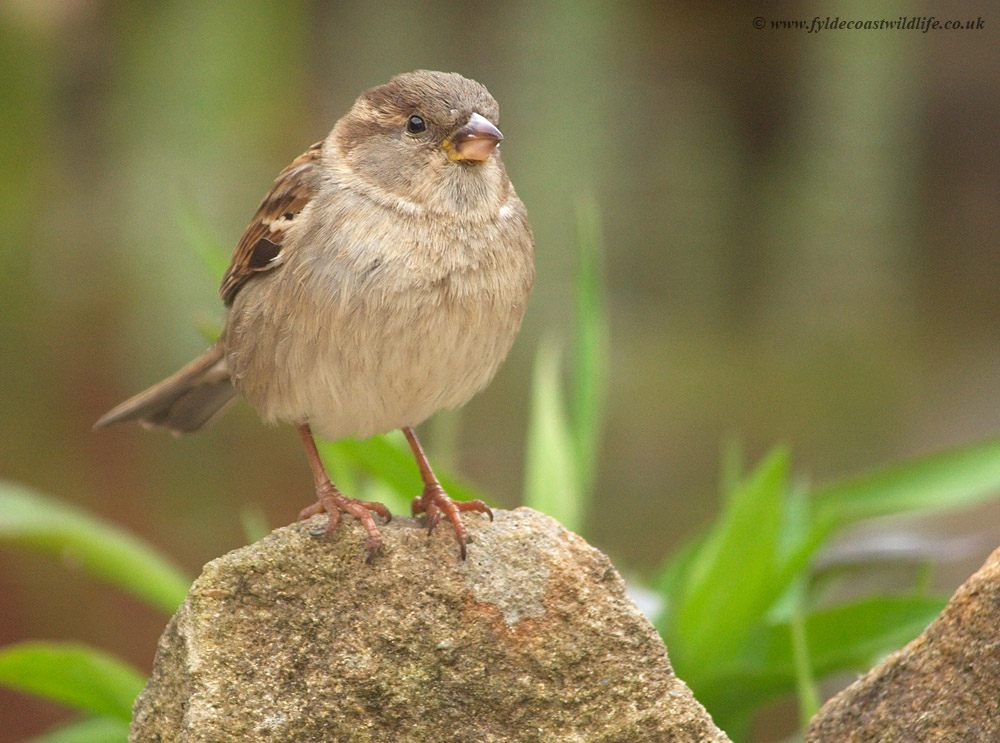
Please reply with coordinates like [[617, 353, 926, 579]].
[[405, 114, 426, 134]]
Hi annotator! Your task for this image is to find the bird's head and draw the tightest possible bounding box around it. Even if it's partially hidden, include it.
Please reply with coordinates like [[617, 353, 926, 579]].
[[332, 70, 510, 217]]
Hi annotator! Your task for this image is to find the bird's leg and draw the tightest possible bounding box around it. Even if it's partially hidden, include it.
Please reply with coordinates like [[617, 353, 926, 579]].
[[403, 426, 493, 560], [296, 423, 391, 562]]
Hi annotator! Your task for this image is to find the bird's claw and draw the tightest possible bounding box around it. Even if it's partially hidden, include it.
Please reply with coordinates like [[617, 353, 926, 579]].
[[412, 485, 491, 560], [300, 482, 390, 562]]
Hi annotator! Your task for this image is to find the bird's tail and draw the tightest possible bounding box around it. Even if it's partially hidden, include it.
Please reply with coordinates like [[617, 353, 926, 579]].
[[94, 344, 237, 435]]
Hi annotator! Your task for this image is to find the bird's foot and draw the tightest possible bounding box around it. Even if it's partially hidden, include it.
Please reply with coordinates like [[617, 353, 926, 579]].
[[411, 484, 492, 560], [299, 481, 391, 563]]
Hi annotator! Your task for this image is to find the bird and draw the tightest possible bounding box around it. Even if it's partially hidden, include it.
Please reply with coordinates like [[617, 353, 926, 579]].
[[95, 70, 534, 562]]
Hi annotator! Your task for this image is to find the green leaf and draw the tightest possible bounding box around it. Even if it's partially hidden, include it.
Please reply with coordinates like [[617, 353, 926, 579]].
[[0, 482, 190, 614], [317, 431, 485, 516], [0, 642, 145, 722], [765, 480, 826, 626], [27, 717, 130, 743], [669, 448, 789, 676], [789, 595, 944, 676], [316, 438, 408, 517], [694, 595, 945, 728], [652, 531, 703, 629], [322, 434, 416, 497], [523, 339, 584, 531], [571, 193, 608, 504], [654, 435, 1000, 735], [787, 593, 820, 727], [813, 434, 1000, 529]]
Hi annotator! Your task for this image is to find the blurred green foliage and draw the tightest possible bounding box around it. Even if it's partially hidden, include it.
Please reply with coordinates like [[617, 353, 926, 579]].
[[0, 483, 189, 615], [655, 437, 1000, 738]]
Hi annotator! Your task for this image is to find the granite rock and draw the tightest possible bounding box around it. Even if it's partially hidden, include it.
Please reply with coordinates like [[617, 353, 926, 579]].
[[131, 507, 730, 743]]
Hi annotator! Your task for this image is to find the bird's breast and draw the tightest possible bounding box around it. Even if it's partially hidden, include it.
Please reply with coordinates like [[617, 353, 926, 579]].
[[225, 205, 532, 441]]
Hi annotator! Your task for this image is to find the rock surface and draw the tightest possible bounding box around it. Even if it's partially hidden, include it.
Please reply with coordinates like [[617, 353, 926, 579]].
[[130, 507, 730, 743], [806, 545, 1000, 742]]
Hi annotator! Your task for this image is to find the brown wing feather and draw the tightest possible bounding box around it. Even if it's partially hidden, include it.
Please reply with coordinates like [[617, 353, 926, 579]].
[[220, 142, 323, 306]]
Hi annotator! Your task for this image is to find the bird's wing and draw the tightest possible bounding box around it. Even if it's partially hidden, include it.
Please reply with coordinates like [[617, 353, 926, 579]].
[[220, 141, 323, 306]]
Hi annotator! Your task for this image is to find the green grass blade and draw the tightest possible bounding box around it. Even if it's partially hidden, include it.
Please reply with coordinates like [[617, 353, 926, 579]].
[[322, 434, 416, 497], [766, 480, 825, 625], [319, 432, 485, 513], [670, 448, 789, 676], [788, 595, 820, 728], [27, 717, 130, 743], [0, 482, 190, 614], [316, 438, 409, 517], [523, 339, 584, 531], [0, 642, 145, 722], [651, 532, 705, 633], [571, 193, 609, 504], [316, 440, 362, 497], [794, 595, 944, 676], [813, 435, 1000, 528], [694, 595, 944, 732]]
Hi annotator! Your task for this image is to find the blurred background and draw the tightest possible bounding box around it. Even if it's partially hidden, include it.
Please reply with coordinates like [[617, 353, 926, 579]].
[[1, 1, 998, 740]]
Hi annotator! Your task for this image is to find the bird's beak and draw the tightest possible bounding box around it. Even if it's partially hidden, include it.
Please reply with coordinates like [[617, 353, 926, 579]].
[[443, 112, 503, 162]]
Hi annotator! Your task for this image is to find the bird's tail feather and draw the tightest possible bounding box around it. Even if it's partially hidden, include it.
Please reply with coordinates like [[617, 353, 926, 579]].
[[94, 344, 237, 435]]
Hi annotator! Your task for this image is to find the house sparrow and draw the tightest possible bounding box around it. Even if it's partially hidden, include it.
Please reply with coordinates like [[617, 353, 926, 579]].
[[95, 70, 534, 562]]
